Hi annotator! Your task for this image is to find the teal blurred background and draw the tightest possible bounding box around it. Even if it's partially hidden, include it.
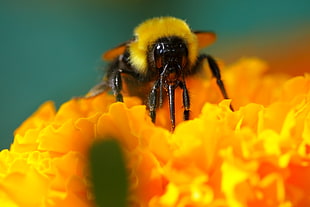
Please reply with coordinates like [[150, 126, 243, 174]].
[[1, 0, 310, 149]]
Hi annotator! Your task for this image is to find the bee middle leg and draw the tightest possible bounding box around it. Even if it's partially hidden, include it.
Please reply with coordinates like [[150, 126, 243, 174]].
[[109, 53, 141, 103], [193, 54, 233, 111], [111, 71, 124, 102]]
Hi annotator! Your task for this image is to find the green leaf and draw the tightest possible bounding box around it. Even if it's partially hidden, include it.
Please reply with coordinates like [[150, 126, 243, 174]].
[[89, 139, 128, 207]]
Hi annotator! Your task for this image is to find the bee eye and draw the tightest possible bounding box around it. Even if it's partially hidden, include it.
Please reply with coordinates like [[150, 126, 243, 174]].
[[154, 44, 164, 69]]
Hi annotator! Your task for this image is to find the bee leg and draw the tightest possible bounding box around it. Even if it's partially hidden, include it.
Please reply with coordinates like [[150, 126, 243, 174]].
[[195, 54, 233, 111], [205, 55, 227, 97], [149, 80, 160, 123], [111, 71, 124, 102], [179, 81, 190, 120], [205, 55, 234, 111], [167, 84, 176, 131]]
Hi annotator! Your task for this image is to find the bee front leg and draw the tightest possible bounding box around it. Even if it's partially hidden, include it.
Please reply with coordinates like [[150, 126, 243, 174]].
[[179, 81, 190, 120], [167, 84, 176, 131]]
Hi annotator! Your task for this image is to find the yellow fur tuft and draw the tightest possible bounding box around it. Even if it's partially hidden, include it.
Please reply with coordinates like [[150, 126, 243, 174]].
[[129, 17, 199, 74]]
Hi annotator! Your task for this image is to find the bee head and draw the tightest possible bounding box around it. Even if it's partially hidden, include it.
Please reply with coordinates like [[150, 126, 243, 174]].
[[129, 17, 198, 75], [152, 36, 188, 76]]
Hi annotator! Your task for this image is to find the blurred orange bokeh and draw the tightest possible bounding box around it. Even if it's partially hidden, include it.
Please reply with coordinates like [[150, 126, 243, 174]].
[[220, 26, 310, 76]]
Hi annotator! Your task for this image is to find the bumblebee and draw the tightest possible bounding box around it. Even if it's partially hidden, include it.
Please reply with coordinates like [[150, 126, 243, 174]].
[[88, 17, 231, 130]]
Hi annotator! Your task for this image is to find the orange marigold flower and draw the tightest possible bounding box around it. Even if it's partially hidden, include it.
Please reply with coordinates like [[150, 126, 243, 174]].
[[0, 58, 310, 207]]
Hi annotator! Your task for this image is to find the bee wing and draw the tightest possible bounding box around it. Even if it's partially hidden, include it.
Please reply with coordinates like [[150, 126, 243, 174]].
[[102, 40, 132, 61], [193, 31, 216, 49], [85, 81, 109, 98]]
